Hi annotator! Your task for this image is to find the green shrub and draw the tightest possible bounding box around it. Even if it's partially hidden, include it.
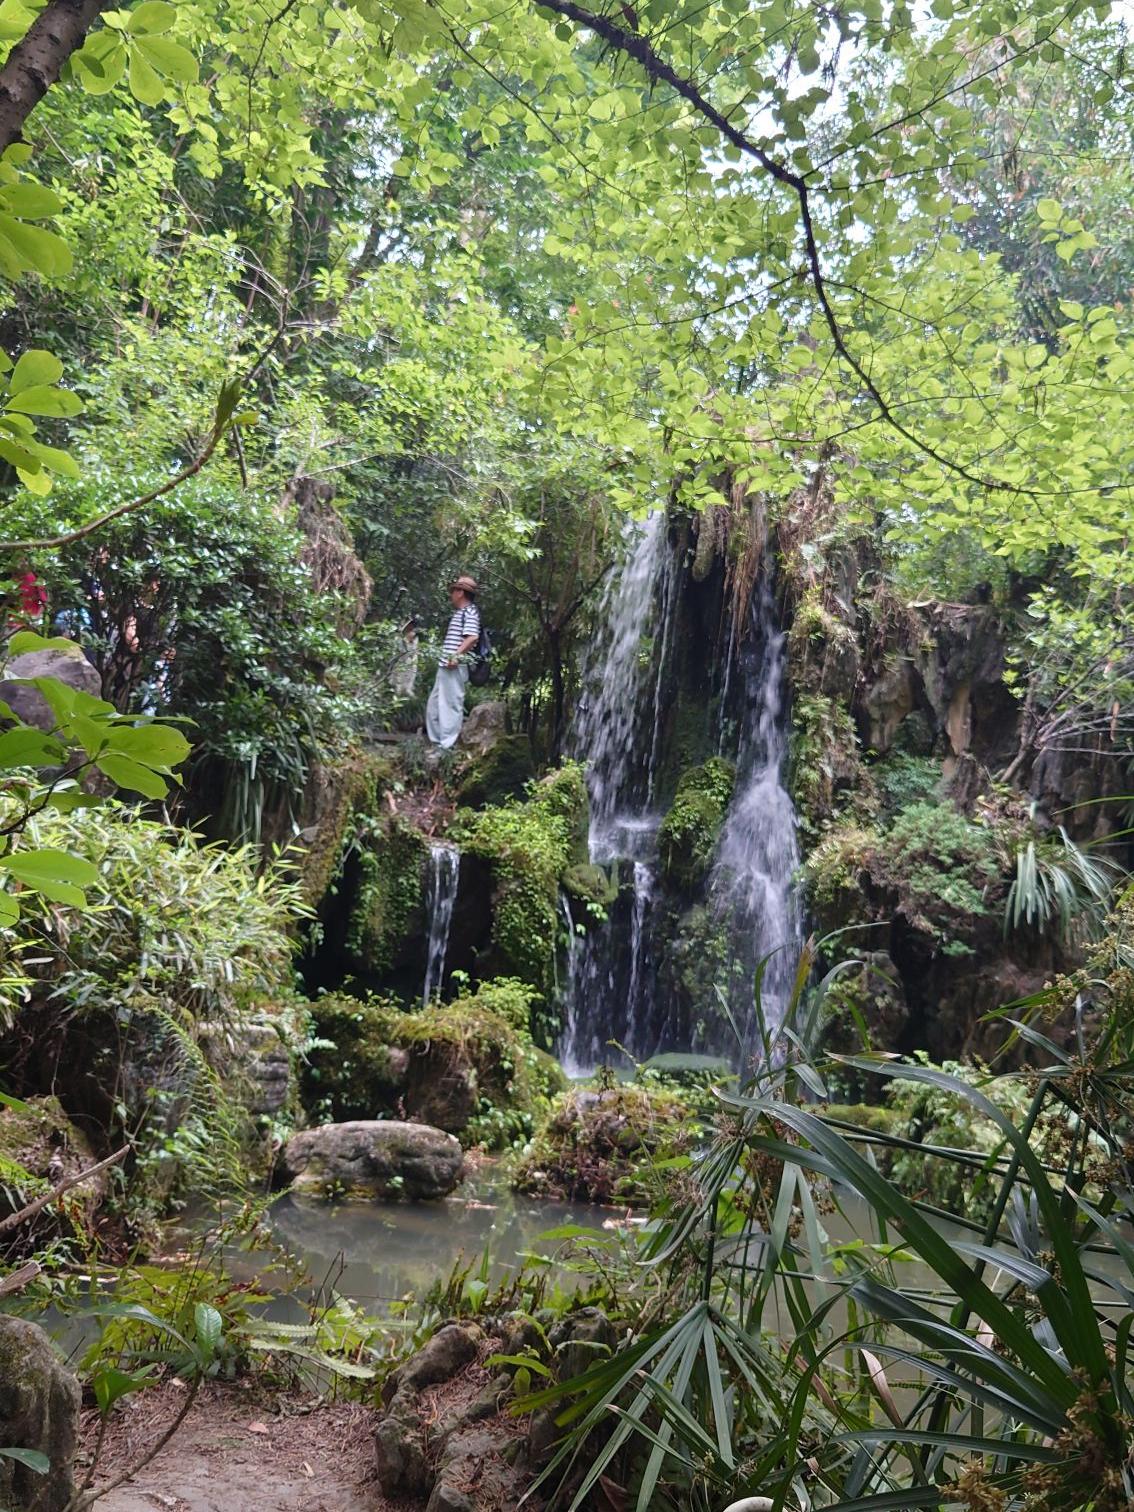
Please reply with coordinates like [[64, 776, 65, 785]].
[[8, 804, 306, 1030], [803, 799, 1002, 950], [1, 806, 307, 1216], [658, 758, 735, 889], [872, 752, 942, 813], [875, 1057, 1108, 1223], [303, 979, 566, 1149], [514, 1082, 702, 1207], [24, 470, 361, 843], [343, 815, 428, 976], [789, 692, 868, 831], [454, 762, 588, 997]]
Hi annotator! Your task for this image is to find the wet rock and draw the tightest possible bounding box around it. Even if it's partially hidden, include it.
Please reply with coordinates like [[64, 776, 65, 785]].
[[825, 951, 908, 1054], [200, 1016, 296, 1117], [861, 654, 915, 753], [0, 645, 102, 734], [280, 1120, 463, 1200], [0, 1316, 80, 1512]]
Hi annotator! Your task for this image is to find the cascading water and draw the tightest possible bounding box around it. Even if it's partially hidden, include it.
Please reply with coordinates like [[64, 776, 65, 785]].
[[708, 572, 802, 1052], [575, 514, 669, 859], [422, 843, 460, 1006], [560, 508, 802, 1072], [560, 516, 670, 1073]]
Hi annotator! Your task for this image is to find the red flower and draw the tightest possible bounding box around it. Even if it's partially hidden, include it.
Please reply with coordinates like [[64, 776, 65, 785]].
[[16, 572, 47, 617]]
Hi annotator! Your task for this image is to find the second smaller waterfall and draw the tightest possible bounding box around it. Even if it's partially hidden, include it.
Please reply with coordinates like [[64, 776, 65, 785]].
[[422, 844, 460, 1006]]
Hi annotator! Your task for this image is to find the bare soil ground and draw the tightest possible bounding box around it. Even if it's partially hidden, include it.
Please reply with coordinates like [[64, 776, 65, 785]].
[[80, 1381, 404, 1512]]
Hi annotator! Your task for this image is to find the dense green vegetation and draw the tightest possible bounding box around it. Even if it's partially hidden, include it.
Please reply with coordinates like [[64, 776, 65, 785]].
[[1, 0, 1134, 1507]]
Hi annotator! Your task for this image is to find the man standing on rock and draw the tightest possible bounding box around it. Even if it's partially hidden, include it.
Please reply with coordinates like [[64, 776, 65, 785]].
[[426, 575, 480, 749]]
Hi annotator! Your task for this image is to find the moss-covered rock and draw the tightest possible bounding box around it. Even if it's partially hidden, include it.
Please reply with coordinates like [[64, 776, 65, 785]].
[[661, 902, 730, 1021], [454, 734, 536, 809], [0, 1096, 106, 1252], [290, 750, 392, 907], [562, 862, 618, 912], [790, 691, 872, 834], [658, 758, 735, 890], [454, 763, 588, 995], [344, 816, 430, 977], [0, 1316, 80, 1512], [514, 1083, 701, 1207], [303, 980, 566, 1149]]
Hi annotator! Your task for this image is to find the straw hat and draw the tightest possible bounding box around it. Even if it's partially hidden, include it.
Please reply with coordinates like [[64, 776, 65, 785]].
[[450, 574, 479, 595]]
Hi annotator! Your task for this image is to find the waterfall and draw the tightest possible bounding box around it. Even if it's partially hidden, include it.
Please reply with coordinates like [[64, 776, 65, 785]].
[[573, 513, 668, 861], [422, 843, 460, 1006], [560, 516, 671, 1072], [561, 507, 802, 1073], [708, 571, 802, 1052]]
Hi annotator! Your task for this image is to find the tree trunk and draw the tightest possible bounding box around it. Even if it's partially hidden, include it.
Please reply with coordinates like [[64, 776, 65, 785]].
[[548, 626, 566, 761], [0, 0, 110, 153]]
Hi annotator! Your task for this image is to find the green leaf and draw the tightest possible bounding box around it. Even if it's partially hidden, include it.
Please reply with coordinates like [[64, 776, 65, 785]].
[[104, 722, 190, 769], [0, 848, 100, 891], [95, 752, 170, 798], [125, 0, 175, 33], [1036, 196, 1063, 222], [7, 630, 74, 654], [9, 349, 63, 394], [92, 1365, 154, 1416], [6, 383, 83, 417], [134, 34, 197, 82], [194, 1302, 223, 1359], [0, 182, 62, 220], [0, 1447, 49, 1474], [0, 890, 20, 926], [128, 46, 165, 105], [73, 35, 127, 94], [0, 727, 66, 767], [0, 215, 73, 276]]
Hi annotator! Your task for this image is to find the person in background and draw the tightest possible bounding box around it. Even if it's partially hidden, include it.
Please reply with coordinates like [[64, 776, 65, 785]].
[[425, 575, 480, 749], [391, 616, 419, 700]]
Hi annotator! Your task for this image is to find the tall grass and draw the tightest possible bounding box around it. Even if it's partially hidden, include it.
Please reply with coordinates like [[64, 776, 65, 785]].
[[519, 938, 1134, 1511]]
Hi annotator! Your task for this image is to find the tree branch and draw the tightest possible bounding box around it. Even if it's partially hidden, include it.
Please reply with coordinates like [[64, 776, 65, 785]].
[[0, 0, 111, 154], [0, 1144, 127, 1238], [535, 0, 1047, 498]]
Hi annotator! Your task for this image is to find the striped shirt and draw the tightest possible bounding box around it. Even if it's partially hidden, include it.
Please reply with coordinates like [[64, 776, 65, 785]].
[[441, 603, 481, 662]]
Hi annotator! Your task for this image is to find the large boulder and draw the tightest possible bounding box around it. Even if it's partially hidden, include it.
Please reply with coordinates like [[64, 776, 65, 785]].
[[279, 1120, 464, 1200], [0, 645, 102, 733], [0, 1316, 80, 1512]]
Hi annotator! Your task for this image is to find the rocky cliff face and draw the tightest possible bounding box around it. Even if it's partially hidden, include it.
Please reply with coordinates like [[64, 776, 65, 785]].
[[773, 475, 1125, 1061]]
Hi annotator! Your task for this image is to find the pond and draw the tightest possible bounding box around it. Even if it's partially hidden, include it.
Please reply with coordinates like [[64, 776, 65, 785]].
[[263, 1177, 620, 1310]]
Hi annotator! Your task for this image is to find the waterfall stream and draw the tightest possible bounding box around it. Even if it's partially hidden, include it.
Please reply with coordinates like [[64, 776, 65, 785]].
[[560, 512, 801, 1072], [708, 573, 802, 1052], [422, 843, 460, 1006], [560, 516, 669, 1073]]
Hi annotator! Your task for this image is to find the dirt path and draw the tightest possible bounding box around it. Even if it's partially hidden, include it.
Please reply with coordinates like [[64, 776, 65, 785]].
[[81, 1382, 403, 1512]]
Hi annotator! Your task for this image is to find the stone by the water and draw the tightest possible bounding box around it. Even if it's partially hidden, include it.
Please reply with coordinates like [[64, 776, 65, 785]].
[[279, 1119, 464, 1200]]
